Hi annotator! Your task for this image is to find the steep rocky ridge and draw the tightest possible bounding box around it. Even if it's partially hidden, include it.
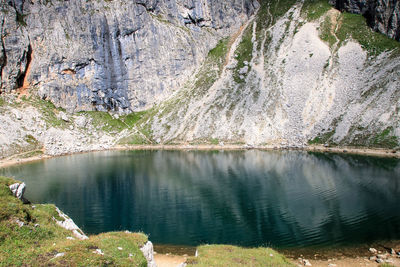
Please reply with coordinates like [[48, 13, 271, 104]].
[[329, 0, 400, 41], [0, 0, 258, 112]]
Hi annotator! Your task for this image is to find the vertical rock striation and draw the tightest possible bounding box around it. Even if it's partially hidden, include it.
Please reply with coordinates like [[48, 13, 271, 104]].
[[329, 0, 400, 41], [0, 0, 258, 113]]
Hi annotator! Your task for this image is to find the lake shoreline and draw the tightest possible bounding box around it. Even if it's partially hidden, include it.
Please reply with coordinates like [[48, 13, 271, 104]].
[[152, 241, 400, 266], [1, 144, 398, 169]]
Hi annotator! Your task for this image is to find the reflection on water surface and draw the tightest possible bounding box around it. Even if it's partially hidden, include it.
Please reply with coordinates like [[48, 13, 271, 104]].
[[1, 150, 400, 248]]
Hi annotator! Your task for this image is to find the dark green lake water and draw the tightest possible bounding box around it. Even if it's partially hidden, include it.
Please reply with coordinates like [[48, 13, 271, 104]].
[[1, 150, 400, 248]]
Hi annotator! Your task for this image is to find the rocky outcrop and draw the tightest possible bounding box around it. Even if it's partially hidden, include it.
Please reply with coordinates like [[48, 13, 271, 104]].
[[140, 241, 157, 267], [329, 0, 400, 41], [0, 0, 258, 113], [9, 182, 26, 200], [54, 207, 89, 240]]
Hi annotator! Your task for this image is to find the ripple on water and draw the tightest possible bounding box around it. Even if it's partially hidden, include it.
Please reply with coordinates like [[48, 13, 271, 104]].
[[1, 150, 399, 248]]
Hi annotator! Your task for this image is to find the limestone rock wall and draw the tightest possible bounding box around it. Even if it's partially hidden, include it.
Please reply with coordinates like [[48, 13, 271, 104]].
[[0, 0, 258, 113], [148, 3, 400, 147], [330, 0, 400, 41]]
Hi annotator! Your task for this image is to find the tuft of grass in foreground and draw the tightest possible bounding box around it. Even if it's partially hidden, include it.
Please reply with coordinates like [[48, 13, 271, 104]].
[[0, 176, 148, 266], [186, 245, 294, 267], [336, 12, 400, 56]]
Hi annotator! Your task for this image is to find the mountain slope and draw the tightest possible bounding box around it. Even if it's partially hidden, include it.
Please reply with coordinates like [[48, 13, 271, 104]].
[[138, 0, 400, 148]]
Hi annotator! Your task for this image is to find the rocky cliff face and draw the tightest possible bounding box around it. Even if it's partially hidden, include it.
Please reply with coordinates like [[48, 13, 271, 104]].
[[0, 0, 399, 155], [330, 0, 400, 41], [0, 0, 258, 113], [144, 1, 400, 148]]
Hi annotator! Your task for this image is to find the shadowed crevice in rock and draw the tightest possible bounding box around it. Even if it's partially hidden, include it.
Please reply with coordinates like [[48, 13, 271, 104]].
[[0, 18, 7, 91], [16, 43, 31, 88]]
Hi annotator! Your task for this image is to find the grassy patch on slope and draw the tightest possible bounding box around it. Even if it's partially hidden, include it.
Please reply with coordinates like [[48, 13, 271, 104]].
[[336, 12, 400, 56], [233, 26, 253, 83], [0, 176, 148, 266], [268, 0, 297, 19], [21, 96, 68, 129], [319, 12, 338, 47], [372, 127, 399, 149], [302, 0, 332, 21], [193, 38, 229, 95], [308, 130, 336, 146], [186, 245, 294, 267]]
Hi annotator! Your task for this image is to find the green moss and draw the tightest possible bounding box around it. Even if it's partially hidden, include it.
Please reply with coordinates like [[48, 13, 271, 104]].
[[336, 12, 400, 56], [0, 97, 5, 106], [186, 245, 294, 267], [302, 0, 332, 21], [0, 176, 148, 266]]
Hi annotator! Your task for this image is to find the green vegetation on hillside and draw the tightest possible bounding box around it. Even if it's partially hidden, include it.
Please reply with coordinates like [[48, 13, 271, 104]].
[[194, 38, 229, 95], [186, 245, 294, 267], [233, 26, 253, 83], [336, 12, 400, 56], [308, 130, 336, 146], [301, 0, 400, 55], [0, 176, 148, 266], [372, 127, 399, 149], [21, 96, 68, 128], [309, 126, 399, 149], [319, 13, 338, 47], [269, 0, 297, 19], [302, 0, 332, 21], [256, 0, 296, 49]]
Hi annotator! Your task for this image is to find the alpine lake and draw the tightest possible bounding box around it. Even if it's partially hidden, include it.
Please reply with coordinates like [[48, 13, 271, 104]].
[[1, 149, 399, 255]]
